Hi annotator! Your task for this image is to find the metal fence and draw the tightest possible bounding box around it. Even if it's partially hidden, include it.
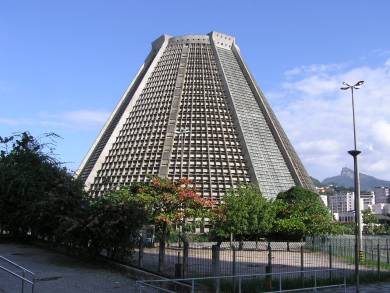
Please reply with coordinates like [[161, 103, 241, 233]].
[[0, 255, 35, 293], [136, 269, 347, 293], [306, 235, 390, 275], [126, 236, 390, 282], [124, 237, 384, 278]]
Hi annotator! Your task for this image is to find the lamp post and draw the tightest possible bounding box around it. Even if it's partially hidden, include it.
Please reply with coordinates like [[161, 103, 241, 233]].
[[341, 80, 364, 293]]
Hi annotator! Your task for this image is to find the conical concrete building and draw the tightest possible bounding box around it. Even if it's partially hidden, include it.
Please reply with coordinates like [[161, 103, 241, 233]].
[[77, 32, 314, 199]]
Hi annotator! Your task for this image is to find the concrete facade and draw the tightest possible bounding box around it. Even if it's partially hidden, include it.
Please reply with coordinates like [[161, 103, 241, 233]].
[[77, 32, 314, 199]]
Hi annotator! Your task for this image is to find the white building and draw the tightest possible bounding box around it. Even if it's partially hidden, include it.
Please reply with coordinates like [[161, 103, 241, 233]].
[[374, 187, 390, 204], [328, 192, 374, 222], [320, 195, 328, 207], [360, 191, 375, 210], [334, 211, 355, 223], [328, 192, 354, 214], [368, 202, 390, 215]]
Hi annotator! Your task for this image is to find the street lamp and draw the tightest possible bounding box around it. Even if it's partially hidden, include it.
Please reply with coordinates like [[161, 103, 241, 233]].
[[341, 80, 364, 292]]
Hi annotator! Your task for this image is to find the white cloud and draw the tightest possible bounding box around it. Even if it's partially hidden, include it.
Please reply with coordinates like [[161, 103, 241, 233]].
[[284, 63, 345, 78], [0, 80, 13, 94], [38, 110, 110, 128], [372, 120, 390, 147], [0, 110, 109, 129], [0, 118, 20, 126], [59, 110, 109, 125], [283, 76, 339, 96], [269, 59, 390, 181]]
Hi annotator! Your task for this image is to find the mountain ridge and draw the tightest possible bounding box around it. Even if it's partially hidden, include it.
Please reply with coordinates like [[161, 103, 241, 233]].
[[317, 167, 390, 191]]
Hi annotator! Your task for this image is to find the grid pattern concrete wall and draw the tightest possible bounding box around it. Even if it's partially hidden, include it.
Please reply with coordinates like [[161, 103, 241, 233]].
[[89, 43, 183, 196], [167, 42, 251, 199], [215, 46, 295, 198], [79, 32, 314, 199], [77, 53, 155, 184]]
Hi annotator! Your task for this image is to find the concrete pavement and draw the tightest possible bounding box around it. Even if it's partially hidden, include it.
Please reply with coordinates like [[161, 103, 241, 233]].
[[0, 242, 137, 293]]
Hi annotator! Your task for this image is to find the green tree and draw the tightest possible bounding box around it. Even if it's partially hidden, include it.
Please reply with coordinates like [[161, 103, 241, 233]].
[[210, 184, 270, 243], [0, 132, 148, 259], [0, 132, 84, 239], [362, 208, 378, 235], [268, 186, 337, 240], [59, 189, 147, 257]]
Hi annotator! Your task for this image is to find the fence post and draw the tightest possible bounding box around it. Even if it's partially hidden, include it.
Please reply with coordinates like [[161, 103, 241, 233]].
[[364, 239, 367, 260], [232, 246, 236, 276], [329, 244, 332, 280], [232, 246, 236, 292], [212, 245, 220, 292], [158, 239, 165, 272], [287, 241, 290, 252], [138, 238, 144, 267], [377, 243, 381, 278], [183, 241, 189, 277], [349, 239, 352, 258], [21, 270, 25, 293], [175, 251, 182, 277], [300, 245, 304, 287], [265, 242, 272, 290]]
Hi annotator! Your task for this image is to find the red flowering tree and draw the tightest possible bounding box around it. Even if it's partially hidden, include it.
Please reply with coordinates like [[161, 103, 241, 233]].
[[130, 177, 215, 242], [129, 177, 215, 270]]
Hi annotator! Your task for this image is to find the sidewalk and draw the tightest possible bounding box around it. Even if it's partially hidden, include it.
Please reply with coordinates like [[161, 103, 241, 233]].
[[0, 242, 136, 293]]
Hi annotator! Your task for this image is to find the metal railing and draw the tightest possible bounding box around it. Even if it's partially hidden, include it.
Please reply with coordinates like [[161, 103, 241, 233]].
[[0, 255, 35, 293], [136, 268, 347, 293]]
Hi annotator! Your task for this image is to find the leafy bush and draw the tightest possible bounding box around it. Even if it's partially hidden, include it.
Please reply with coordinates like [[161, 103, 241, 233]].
[[268, 186, 338, 240], [0, 132, 84, 238], [58, 190, 147, 257], [0, 132, 146, 258], [210, 185, 340, 242], [210, 184, 270, 242]]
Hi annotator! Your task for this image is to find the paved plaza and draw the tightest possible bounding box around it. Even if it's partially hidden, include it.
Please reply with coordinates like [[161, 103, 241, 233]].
[[0, 242, 136, 293], [2, 241, 390, 292]]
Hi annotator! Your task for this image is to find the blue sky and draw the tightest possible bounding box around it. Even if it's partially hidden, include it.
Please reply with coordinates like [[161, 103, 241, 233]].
[[1, 0, 390, 180]]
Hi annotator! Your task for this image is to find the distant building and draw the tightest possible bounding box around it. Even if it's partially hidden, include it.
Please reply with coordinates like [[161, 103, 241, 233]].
[[374, 187, 390, 204], [334, 211, 355, 223], [320, 195, 328, 207], [328, 192, 354, 214], [368, 203, 390, 224], [315, 186, 327, 194], [369, 203, 390, 215], [360, 191, 375, 210], [328, 191, 373, 222]]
